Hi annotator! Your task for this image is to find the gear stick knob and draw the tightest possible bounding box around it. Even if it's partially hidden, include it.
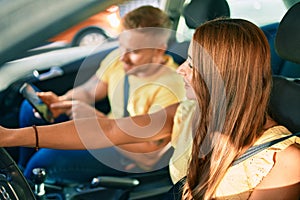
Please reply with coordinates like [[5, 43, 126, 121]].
[[32, 168, 47, 197]]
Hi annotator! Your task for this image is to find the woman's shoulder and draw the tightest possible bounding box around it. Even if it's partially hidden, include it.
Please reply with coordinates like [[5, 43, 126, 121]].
[[215, 126, 299, 198], [250, 127, 300, 197], [275, 143, 300, 176], [256, 125, 300, 148], [251, 143, 300, 199]]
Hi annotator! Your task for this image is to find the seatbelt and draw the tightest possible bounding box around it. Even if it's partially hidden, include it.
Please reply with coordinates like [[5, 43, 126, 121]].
[[123, 74, 130, 117], [166, 132, 300, 199], [166, 132, 300, 197], [233, 131, 300, 165]]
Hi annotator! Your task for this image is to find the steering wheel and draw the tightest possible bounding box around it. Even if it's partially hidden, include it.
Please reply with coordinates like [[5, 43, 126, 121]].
[[0, 148, 36, 200]]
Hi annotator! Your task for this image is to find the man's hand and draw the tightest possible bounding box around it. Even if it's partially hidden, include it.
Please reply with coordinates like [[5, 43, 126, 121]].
[[50, 100, 106, 119], [37, 92, 62, 118]]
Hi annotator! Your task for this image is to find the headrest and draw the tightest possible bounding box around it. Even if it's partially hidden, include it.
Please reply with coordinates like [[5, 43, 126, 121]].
[[275, 2, 300, 64], [183, 0, 230, 29]]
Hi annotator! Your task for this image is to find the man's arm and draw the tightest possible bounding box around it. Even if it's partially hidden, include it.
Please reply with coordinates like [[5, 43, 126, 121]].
[[61, 75, 108, 103], [37, 75, 108, 118]]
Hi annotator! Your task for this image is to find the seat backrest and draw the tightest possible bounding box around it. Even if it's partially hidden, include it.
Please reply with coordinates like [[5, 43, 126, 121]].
[[268, 2, 300, 133], [269, 76, 300, 133]]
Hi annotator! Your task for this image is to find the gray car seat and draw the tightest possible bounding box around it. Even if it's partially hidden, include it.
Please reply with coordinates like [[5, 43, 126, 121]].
[[268, 2, 300, 133]]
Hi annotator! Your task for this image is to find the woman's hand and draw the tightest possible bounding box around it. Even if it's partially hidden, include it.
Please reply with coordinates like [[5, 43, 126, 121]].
[[0, 126, 8, 146]]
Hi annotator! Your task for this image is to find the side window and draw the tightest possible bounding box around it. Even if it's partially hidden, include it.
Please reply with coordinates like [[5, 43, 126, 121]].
[[175, 0, 288, 43], [227, 0, 287, 26]]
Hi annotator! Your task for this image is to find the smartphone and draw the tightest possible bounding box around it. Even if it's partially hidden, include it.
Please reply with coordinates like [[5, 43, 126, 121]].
[[19, 83, 54, 123]]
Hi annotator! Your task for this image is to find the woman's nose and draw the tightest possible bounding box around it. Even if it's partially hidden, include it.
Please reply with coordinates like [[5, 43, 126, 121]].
[[176, 64, 186, 75]]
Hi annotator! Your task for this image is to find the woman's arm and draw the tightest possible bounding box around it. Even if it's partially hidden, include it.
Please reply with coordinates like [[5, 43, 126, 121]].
[[0, 103, 178, 150], [250, 144, 300, 199]]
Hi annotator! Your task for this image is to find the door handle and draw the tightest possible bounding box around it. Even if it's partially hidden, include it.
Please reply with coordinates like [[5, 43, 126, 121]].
[[33, 66, 64, 81]]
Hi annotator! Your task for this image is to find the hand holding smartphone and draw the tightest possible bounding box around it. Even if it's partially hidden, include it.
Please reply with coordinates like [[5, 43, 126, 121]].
[[19, 83, 54, 123]]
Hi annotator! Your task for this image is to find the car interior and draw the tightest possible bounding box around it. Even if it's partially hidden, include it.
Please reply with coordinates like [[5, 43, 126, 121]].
[[0, 0, 299, 200]]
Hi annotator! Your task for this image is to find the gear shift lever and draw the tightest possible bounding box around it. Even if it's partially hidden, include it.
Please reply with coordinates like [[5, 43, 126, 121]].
[[31, 168, 47, 198]]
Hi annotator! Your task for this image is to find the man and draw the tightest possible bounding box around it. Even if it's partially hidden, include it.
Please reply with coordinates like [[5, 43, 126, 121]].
[[19, 5, 185, 183]]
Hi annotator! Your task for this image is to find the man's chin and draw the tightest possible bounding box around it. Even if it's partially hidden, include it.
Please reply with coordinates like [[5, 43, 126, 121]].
[[125, 68, 139, 75]]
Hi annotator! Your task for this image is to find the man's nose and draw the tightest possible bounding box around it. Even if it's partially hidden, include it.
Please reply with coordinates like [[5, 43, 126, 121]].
[[120, 50, 130, 62]]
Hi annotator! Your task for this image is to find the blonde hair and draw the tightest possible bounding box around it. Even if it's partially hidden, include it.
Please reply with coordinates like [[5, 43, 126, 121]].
[[183, 18, 272, 199], [121, 5, 172, 46], [122, 5, 172, 29]]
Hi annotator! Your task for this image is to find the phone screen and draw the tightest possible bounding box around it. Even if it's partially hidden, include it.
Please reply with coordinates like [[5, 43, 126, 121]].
[[19, 83, 54, 123]]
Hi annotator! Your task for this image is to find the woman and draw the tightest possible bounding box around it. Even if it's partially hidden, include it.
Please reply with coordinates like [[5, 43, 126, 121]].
[[1, 18, 299, 199], [173, 18, 300, 199]]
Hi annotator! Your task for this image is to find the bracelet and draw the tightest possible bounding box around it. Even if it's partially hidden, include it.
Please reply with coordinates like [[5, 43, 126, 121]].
[[32, 125, 39, 151]]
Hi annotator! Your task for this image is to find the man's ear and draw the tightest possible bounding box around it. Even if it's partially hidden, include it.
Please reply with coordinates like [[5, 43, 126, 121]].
[[155, 44, 167, 55]]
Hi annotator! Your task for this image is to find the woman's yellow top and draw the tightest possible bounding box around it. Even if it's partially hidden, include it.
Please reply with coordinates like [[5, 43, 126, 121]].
[[170, 100, 300, 199]]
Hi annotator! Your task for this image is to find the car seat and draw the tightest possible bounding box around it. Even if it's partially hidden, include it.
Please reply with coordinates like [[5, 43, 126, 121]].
[[268, 2, 300, 133]]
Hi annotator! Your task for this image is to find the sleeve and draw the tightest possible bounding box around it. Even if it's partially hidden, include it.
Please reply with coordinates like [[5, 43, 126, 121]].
[[95, 48, 121, 83], [169, 100, 196, 183], [148, 85, 185, 114], [147, 67, 186, 114]]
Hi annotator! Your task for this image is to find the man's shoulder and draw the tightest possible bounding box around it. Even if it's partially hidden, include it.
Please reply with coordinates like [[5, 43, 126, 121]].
[[164, 54, 179, 70], [96, 48, 123, 80], [99, 49, 123, 71], [101, 48, 122, 68]]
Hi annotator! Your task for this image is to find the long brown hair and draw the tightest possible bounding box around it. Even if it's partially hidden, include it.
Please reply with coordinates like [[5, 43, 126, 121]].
[[183, 18, 272, 199]]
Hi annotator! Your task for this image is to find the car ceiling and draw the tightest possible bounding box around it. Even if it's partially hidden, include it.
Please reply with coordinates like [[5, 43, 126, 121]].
[[1, 0, 298, 67], [0, 0, 125, 66]]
